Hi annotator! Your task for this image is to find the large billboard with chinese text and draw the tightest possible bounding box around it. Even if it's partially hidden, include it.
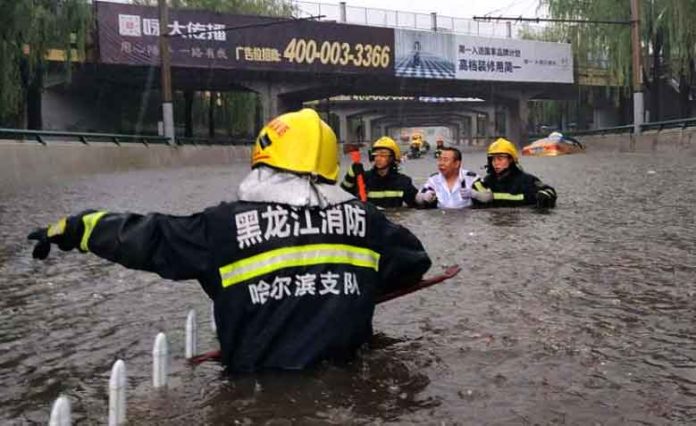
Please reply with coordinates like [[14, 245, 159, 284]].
[[96, 2, 394, 75], [394, 29, 573, 83], [454, 35, 572, 83]]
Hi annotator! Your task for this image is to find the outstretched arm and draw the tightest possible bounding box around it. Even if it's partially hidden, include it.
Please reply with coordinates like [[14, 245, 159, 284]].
[[28, 210, 214, 280]]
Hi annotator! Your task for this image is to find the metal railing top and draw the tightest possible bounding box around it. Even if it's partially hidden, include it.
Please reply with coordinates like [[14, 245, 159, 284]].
[[0, 128, 252, 146], [290, 0, 547, 39]]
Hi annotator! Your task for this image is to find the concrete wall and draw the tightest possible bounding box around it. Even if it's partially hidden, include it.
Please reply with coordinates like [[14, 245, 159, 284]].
[[0, 140, 251, 196], [577, 128, 696, 155]]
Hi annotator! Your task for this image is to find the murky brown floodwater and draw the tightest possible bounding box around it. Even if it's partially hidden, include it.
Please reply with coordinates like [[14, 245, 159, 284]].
[[1, 146, 695, 424]]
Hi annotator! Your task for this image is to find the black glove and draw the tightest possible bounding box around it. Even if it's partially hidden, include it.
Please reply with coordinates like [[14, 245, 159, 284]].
[[27, 214, 88, 259], [536, 188, 556, 209], [350, 162, 365, 177]]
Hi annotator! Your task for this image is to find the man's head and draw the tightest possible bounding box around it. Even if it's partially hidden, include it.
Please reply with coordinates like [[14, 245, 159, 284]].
[[486, 138, 519, 175], [371, 136, 400, 171], [437, 147, 462, 179], [251, 108, 339, 183]]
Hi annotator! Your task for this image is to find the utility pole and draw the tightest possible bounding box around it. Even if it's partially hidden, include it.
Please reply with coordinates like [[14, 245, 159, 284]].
[[158, 0, 175, 144], [630, 0, 644, 135]]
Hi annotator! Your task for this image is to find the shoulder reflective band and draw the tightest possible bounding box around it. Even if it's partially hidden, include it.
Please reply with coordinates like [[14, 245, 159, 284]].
[[367, 190, 404, 199], [219, 243, 380, 288], [80, 211, 108, 252], [493, 193, 524, 201]]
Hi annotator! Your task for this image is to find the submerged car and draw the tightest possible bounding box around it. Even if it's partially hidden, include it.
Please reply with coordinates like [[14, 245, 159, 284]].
[[522, 132, 584, 157]]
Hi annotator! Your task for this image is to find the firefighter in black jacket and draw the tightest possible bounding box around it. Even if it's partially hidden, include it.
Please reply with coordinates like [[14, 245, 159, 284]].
[[340, 137, 418, 208], [471, 138, 557, 208], [27, 109, 432, 373]]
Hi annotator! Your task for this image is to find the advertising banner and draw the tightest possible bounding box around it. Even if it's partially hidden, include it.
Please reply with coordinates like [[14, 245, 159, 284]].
[[96, 2, 394, 75], [395, 28, 573, 83], [394, 29, 456, 79], [454, 35, 573, 83]]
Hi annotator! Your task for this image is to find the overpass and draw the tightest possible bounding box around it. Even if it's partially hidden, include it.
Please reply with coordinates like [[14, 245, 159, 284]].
[[44, 1, 576, 144]]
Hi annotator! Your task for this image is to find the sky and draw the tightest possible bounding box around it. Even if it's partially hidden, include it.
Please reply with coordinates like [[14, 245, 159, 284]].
[[102, 0, 549, 19], [327, 0, 548, 19]]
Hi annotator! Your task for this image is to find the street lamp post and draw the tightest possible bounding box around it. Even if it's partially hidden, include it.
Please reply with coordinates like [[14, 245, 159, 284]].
[[630, 0, 644, 135], [158, 0, 175, 144]]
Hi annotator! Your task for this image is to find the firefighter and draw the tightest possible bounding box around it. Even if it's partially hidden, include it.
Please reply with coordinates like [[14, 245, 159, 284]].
[[340, 136, 418, 208], [472, 137, 557, 208], [27, 108, 432, 373], [409, 134, 423, 159]]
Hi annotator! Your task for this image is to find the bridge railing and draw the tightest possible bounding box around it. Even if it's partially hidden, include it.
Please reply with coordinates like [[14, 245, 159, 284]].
[[0, 128, 253, 146], [291, 0, 546, 39], [529, 116, 696, 140]]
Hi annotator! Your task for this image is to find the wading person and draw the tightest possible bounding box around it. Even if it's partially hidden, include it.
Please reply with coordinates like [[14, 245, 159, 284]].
[[415, 147, 483, 209], [473, 137, 557, 208], [27, 109, 432, 373], [340, 136, 418, 208]]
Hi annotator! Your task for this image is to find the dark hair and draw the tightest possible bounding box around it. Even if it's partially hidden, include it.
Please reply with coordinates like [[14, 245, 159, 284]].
[[440, 146, 461, 161]]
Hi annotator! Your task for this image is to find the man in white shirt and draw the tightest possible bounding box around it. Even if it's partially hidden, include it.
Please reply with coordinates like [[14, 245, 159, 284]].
[[415, 147, 490, 209]]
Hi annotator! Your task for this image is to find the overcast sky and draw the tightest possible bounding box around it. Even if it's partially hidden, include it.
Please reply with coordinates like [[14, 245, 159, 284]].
[[331, 0, 547, 19], [102, 0, 549, 19]]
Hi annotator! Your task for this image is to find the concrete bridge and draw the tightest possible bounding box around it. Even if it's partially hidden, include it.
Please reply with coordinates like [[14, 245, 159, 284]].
[[43, 1, 578, 145]]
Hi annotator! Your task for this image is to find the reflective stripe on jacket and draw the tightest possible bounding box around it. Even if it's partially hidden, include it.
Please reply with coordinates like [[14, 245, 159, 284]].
[[80, 200, 431, 372]]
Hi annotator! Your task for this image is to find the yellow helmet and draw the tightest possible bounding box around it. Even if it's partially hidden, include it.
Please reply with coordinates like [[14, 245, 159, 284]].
[[371, 136, 401, 161], [251, 108, 339, 183], [487, 137, 519, 162]]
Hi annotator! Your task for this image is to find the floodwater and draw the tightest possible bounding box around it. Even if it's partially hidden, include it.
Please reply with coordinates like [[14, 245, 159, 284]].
[[1, 147, 695, 424]]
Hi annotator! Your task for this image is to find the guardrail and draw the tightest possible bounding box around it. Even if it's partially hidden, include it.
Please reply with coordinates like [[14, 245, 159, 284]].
[[530, 116, 696, 140], [0, 128, 253, 146], [291, 0, 546, 39]]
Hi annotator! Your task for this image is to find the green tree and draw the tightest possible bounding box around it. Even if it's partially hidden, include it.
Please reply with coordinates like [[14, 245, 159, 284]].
[[134, 0, 294, 138], [541, 0, 696, 121], [0, 0, 90, 127]]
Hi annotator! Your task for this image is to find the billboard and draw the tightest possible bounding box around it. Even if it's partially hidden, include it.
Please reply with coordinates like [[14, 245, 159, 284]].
[[394, 29, 455, 79], [454, 35, 573, 83], [96, 2, 394, 75], [394, 28, 573, 83]]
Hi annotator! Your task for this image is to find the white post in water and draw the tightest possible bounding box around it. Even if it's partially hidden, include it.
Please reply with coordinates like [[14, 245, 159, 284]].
[[108, 359, 127, 425], [49, 395, 71, 426], [185, 309, 197, 359], [210, 302, 216, 333], [152, 332, 168, 388]]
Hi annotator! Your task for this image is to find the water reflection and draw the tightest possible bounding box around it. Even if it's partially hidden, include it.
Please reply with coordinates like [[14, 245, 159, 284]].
[[127, 338, 434, 424]]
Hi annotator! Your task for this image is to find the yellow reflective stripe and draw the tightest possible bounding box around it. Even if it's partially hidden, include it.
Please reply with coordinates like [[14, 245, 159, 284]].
[[493, 193, 524, 201], [347, 167, 355, 177], [367, 190, 403, 199], [47, 217, 67, 238], [219, 243, 380, 288], [80, 211, 107, 252], [473, 181, 486, 191], [341, 180, 355, 188]]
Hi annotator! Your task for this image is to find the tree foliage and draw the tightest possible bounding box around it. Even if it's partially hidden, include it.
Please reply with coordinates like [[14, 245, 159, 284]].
[[134, 0, 294, 138], [0, 0, 90, 125]]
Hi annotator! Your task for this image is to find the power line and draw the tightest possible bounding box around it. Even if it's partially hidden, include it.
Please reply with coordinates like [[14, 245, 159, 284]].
[[164, 14, 326, 39]]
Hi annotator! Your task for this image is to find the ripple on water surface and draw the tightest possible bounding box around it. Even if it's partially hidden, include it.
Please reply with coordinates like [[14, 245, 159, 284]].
[[1, 152, 695, 423]]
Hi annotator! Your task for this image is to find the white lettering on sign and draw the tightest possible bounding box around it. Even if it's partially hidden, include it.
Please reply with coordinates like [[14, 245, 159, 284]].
[[117, 14, 227, 41]]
